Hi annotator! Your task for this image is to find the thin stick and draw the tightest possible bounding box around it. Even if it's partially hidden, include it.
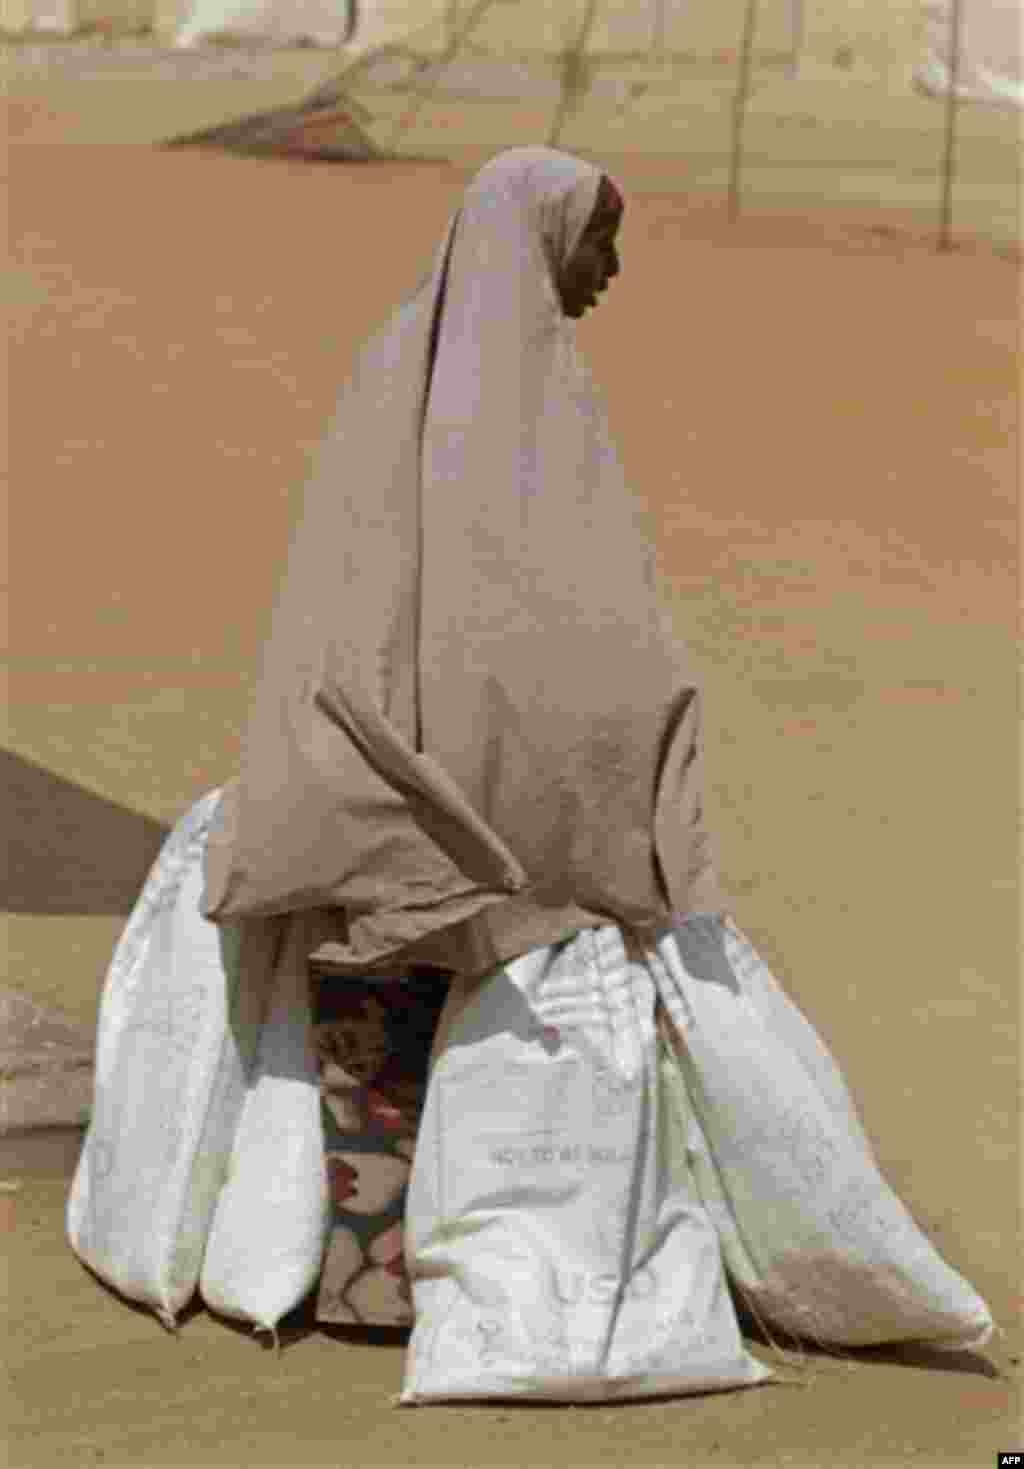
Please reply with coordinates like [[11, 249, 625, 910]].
[[728, 0, 759, 223], [387, 0, 499, 147], [938, 0, 965, 252], [547, 0, 600, 150], [788, 0, 804, 80], [652, 0, 667, 58]]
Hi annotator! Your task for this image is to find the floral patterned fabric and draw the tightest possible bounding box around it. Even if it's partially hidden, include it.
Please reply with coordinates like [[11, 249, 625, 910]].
[[311, 967, 451, 1326]]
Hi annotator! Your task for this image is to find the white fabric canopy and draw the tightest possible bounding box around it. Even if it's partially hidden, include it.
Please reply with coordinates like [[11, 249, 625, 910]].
[[915, 0, 1023, 106], [174, 0, 355, 48]]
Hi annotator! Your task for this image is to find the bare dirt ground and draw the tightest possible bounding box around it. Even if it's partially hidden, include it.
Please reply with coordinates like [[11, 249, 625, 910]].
[[4, 96, 1020, 1468]]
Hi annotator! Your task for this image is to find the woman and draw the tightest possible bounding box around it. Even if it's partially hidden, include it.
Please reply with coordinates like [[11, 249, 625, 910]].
[[204, 144, 724, 1337], [202, 148, 715, 1003], [211, 144, 717, 1334], [202, 147, 991, 1385], [76, 148, 992, 1390]]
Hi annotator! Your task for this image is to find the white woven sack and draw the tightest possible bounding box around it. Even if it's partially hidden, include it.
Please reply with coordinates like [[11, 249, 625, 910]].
[[401, 925, 770, 1404], [199, 913, 330, 1339], [67, 791, 278, 1328], [652, 917, 993, 1352], [704, 917, 873, 1158]]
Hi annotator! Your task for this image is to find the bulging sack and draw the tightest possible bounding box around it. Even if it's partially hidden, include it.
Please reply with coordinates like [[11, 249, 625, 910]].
[[653, 916, 993, 1352], [401, 925, 770, 1403], [199, 914, 331, 1337], [67, 791, 280, 1328]]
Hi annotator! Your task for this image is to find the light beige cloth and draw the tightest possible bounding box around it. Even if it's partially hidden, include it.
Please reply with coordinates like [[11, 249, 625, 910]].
[[202, 146, 720, 980]]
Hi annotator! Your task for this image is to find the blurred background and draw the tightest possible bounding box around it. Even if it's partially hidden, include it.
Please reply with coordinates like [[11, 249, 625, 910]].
[[4, 0, 1021, 247]]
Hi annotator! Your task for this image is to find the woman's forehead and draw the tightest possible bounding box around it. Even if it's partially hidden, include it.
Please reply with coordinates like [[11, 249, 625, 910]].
[[584, 177, 624, 236], [600, 176, 624, 212]]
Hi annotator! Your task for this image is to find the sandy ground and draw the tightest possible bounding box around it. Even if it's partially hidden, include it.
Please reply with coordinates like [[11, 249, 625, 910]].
[[4, 87, 1021, 1468]]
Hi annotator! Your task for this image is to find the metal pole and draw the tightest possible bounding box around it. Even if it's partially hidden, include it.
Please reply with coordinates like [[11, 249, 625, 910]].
[[652, 0, 667, 57], [548, 0, 599, 150], [788, 0, 804, 80], [728, 0, 759, 223], [938, 0, 965, 251]]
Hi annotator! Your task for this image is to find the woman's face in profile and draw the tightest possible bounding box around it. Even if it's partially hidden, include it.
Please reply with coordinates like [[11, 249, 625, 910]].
[[558, 176, 624, 319]]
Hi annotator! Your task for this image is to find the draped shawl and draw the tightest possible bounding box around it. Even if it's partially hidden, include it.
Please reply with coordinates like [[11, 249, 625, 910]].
[[202, 146, 721, 978]]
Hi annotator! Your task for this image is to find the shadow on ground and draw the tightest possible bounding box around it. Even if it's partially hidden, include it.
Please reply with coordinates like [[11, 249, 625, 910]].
[[734, 1300, 1005, 1381], [3, 750, 168, 915]]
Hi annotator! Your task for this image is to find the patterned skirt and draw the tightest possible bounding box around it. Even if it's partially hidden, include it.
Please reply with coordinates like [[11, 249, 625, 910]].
[[310, 966, 452, 1327]]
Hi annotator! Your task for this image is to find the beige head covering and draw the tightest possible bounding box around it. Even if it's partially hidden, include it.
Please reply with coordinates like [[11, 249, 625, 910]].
[[203, 146, 720, 978]]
